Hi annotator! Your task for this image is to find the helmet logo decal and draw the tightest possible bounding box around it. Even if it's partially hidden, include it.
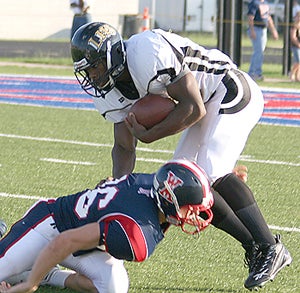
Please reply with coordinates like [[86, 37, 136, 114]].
[[88, 24, 116, 51], [158, 171, 183, 203]]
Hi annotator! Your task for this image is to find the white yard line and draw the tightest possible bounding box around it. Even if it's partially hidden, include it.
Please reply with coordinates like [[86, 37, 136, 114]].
[[136, 157, 166, 164], [0, 132, 299, 234], [0, 192, 43, 201], [0, 133, 172, 154], [1, 132, 299, 166], [40, 158, 96, 166], [268, 225, 300, 233], [239, 158, 300, 167]]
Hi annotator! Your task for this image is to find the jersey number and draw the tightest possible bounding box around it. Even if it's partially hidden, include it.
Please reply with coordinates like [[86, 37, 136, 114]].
[[74, 187, 118, 219]]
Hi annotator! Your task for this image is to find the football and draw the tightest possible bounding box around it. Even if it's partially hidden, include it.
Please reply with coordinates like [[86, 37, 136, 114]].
[[130, 94, 176, 129]]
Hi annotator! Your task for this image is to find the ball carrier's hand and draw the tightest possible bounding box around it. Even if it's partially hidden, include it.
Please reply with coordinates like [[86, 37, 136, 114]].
[[125, 112, 149, 142]]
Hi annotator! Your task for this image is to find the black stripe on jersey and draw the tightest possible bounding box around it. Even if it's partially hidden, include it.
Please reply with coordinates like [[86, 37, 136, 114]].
[[157, 33, 230, 76], [102, 103, 132, 119], [182, 46, 230, 66], [182, 46, 231, 75], [182, 46, 203, 58], [219, 69, 251, 114], [158, 33, 184, 64], [185, 62, 229, 75], [147, 68, 177, 92]]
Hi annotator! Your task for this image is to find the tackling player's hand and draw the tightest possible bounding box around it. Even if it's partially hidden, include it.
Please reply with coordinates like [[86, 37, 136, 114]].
[[95, 177, 114, 188], [0, 282, 11, 292], [0, 281, 37, 293], [232, 165, 248, 183]]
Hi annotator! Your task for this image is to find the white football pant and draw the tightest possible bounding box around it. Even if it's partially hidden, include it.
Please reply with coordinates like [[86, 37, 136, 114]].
[[174, 71, 264, 184]]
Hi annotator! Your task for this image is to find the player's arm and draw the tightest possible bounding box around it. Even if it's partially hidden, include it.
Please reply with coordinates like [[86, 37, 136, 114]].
[[126, 72, 206, 143], [3, 223, 100, 293], [112, 121, 138, 178]]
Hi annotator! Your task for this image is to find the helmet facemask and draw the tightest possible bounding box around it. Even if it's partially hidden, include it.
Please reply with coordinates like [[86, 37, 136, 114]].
[[157, 179, 213, 235], [74, 58, 117, 97]]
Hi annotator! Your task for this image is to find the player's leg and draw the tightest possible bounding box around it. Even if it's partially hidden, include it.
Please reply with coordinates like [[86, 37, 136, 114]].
[[175, 70, 292, 288], [1, 215, 85, 290], [61, 250, 129, 293], [64, 272, 97, 292], [0, 200, 68, 286], [210, 190, 254, 248], [174, 72, 270, 245], [213, 173, 292, 289], [213, 173, 275, 245], [174, 71, 264, 183], [0, 210, 53, 281]]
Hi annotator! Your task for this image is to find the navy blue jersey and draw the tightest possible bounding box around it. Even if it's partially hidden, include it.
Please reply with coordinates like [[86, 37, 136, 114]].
[[49, 173, 164, 262]]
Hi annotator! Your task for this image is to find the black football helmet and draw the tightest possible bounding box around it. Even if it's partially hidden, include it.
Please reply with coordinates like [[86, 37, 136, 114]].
[[71, 22, 126, 97], [152, 159, 214, 235]]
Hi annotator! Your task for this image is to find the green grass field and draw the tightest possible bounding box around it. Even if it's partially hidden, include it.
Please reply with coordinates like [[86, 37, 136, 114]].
[[0, 102, 299, 292]]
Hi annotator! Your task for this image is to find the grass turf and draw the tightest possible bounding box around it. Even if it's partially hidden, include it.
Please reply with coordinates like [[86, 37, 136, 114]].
[[0, 103, 299, 292]]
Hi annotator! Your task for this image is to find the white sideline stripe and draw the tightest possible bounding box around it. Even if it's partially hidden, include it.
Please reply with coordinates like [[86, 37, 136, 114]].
[[0, 192, 299, 233], [40, 158, 96, 166], [0, 133, 172, 154]]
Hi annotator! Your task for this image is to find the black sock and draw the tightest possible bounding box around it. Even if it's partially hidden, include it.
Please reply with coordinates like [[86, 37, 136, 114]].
[[213, 173, 275, 245], [211, 190, 254, 247], [236, 203, 276, 245]]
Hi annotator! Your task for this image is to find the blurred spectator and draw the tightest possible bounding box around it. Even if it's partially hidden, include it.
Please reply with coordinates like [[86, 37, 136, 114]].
[[293, 0, 300, 18], [70, 0, 91, 39], [247, 0, 279, 81], [290, 11, 300, 81]]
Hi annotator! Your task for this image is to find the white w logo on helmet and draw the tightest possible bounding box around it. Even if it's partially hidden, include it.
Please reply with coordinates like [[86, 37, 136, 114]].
[[158, 171, 183, 203]]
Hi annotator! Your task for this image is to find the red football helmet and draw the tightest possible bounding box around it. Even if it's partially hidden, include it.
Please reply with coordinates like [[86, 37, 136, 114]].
[[152, 159, 214, 235]]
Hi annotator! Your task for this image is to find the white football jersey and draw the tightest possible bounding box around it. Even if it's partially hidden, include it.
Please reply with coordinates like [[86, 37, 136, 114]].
[[93, 29, 237, 123]]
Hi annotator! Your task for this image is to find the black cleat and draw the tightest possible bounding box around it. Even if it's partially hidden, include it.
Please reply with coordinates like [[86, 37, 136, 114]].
[[244, 235, 292, 290], [244, 242, 259, 273]]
